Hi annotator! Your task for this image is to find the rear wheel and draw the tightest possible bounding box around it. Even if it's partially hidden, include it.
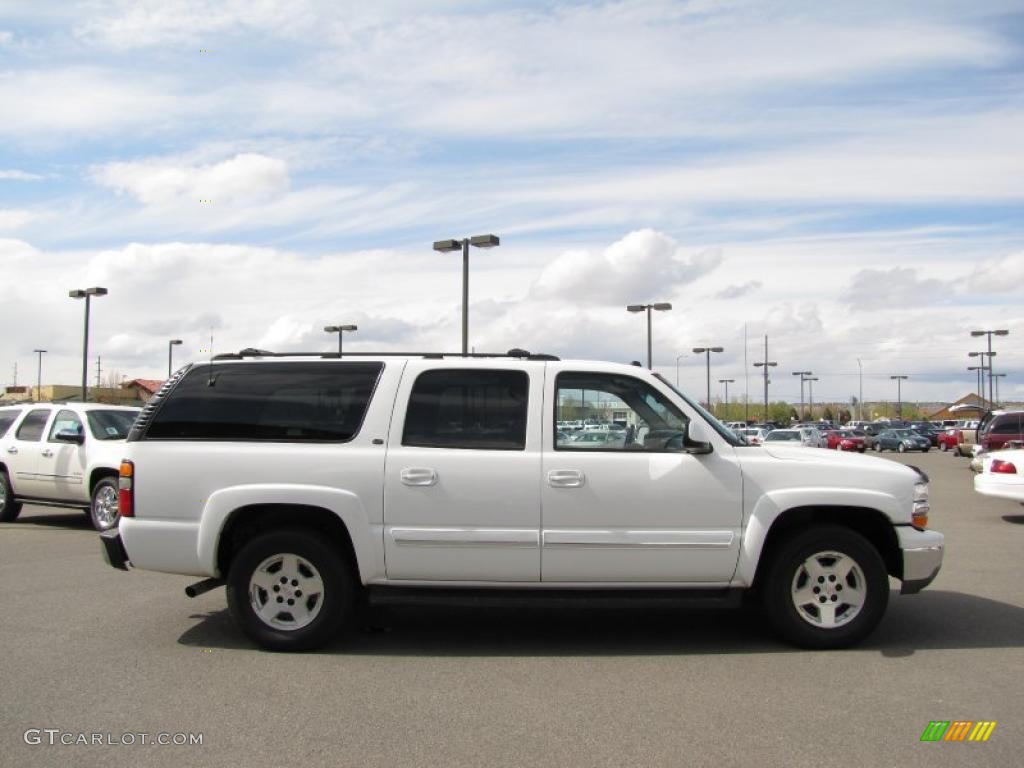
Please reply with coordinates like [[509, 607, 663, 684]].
[[897, 443, 906, 453], [762, 526, 889, 649], [940, 442, 948, 452], [0, 471, 22, 522], [226, 528, 353, 651]]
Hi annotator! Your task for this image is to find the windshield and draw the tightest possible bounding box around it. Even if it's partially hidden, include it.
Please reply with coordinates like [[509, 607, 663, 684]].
[[87, 410, 138, 441], [653, 374, 743, 446]]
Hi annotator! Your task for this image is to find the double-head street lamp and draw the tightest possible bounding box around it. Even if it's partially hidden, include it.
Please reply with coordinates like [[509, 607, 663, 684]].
[[890, 375, 908, 420], [693, 346, 724, 409], [718, 378, 735, 416], [32, 349, 46, 402], [68, 287, 108, 401], [324, 324, 358, 356], [970, 329, 1008, 407], [168, 339, 182, 377], [627, 302, 672, 369], [792, 370, 813, 420], [753, 335, 776, 421], [433, 234, 500, 354]]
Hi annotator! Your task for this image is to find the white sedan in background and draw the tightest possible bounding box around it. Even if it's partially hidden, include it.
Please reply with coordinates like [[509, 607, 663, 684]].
[[763, 428, 821, 448], [738, 427, 770, 445], [974, 446, 1024, 503]]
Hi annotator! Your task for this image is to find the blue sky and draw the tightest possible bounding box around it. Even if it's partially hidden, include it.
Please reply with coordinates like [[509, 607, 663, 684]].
[[1, 0, 1022, 407]]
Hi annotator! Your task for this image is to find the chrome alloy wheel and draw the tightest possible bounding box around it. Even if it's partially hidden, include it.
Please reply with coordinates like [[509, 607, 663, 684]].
[[790, 551, 867, 629], [249, 553, 325, 631], [92, 484, 119, 529]]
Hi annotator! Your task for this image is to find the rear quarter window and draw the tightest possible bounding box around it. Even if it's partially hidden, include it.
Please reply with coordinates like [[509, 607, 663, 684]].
[[0, 410, 21, 437], [143, 362, 383, 442]]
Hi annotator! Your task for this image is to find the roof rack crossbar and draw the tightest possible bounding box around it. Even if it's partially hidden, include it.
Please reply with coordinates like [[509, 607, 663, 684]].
[[212, 348, 560, 361]]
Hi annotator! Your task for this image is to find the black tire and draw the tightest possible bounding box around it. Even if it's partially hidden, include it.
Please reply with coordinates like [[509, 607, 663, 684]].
[[226, 528, 354, 652], [897, 443, 906, 453], [761, 526, 889, 649], [874, 443, 882, 452], [940, 443, 948, 452], [89, 477, 120, 531], [922, 447, 930, 453], [0, 470, 22, 522]]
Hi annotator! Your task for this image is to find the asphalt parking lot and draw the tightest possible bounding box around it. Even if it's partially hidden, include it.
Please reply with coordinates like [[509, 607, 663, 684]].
[[1, 450, 1021, 768]]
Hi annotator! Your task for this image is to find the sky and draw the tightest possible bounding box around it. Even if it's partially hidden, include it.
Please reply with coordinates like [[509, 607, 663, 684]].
[[1, 0, 1022, 409]]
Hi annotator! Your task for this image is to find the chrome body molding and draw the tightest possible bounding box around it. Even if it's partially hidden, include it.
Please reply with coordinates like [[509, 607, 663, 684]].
[[390, 527, 539, 548], [542, 530, 735, 549]]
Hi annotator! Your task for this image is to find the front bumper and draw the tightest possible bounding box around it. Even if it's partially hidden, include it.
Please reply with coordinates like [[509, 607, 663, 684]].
[[100, 529, 130, 571], [897, 527, 943, 594]]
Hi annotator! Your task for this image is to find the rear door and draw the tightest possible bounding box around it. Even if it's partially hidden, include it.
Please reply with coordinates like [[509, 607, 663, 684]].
[[383, 361, 543, 582], [4, 408, 53, 496], [38, 409, 88, 502]]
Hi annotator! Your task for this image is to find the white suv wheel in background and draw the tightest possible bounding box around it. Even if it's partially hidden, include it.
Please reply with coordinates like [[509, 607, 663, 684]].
[[90, 477, 120, 531]]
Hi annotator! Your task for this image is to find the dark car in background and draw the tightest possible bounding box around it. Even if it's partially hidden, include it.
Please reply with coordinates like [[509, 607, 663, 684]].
[[875, 428, 931, 453], [907, 422, 941, 446], [978, 411, 1024, 451]]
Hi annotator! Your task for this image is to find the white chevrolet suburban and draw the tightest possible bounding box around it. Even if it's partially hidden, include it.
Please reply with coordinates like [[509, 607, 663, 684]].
[[101, 350, 943, 651], [1, 402, 142, 530]]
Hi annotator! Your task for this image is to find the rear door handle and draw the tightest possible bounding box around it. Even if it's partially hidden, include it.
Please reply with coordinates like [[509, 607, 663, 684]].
[[41, 449, 53, 458], [547, 469, 585, 488], [400, 468, 438, 486], [5, 447, 16, 455]]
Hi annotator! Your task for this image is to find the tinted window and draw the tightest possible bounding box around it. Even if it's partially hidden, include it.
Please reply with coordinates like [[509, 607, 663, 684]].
[[554, 372, 688, 452], [0, 410, 21, 437], [87, 410, 138, 440], [15, 409, 51, 442], [404, 369, 528, 450], [145, 362, 382, 442], [49, 410, 84, 441], [991, 415, 1022, 435]]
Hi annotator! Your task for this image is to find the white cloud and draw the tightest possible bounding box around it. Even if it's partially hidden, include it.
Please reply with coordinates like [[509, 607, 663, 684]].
[[0, 209, 38, 230], [93, 153, 289, 206], [0, 169, 44, 180], [716, 281, 762, 300], [531, 229, 722, 304], [840, 267, 949, 310], [966, 252, 1024, 293]]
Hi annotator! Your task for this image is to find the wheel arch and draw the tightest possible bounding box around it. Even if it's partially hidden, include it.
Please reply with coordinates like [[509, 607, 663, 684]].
[[89, 467, 118, 494], [746, 505, 902, 590]]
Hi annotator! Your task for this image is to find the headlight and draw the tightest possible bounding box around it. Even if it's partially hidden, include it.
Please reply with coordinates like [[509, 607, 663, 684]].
[[912, 482, 930, 529]]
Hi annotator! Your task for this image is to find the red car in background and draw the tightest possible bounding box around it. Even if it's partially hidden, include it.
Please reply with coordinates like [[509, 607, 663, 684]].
[[938, 428, 962, 452], [826, 429, 867, 452]]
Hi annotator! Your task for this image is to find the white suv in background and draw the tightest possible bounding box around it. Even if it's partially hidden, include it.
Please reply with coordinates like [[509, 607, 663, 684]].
[[0, 402, 141, 530]]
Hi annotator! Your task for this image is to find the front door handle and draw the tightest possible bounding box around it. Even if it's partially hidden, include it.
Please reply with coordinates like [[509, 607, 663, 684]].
[[547, 469, 585, 488], [5, 446, 16, 455], [41, 449, 53, 458], [400, 468, 438, 487]]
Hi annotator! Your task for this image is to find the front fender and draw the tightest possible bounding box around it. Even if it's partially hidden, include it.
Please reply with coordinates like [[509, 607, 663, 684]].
[[734, 487, 900, 586], [197, 484, 380, 581]]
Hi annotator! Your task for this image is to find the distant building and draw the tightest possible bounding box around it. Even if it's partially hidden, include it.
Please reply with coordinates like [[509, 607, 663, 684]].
[[121, 379, 165, 404], [928, 393, 990, 421]]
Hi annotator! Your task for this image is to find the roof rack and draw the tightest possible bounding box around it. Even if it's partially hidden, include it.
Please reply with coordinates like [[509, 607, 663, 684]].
[[212, 347, 560, 362]]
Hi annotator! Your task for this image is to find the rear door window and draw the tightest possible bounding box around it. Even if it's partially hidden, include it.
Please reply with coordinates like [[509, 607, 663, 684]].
[[144, 362, 383, 442], [15, 409, 51, 442], [0, 410, 21, 437]]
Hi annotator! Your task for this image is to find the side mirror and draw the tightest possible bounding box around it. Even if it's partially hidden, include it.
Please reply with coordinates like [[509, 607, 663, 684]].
[[682, 420, 713, 455], [55, 429, 85, 445]]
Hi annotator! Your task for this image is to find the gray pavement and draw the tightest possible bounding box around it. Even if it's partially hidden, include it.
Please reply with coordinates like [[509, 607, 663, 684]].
[[1, 450, 1022, 767]]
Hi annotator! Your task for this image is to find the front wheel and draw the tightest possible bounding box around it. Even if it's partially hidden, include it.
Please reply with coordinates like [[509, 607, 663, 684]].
[[226, 528, 354, 651], [90, 477, 120, 531], [762, 526, 889, 649], [0, 471, 22, 522], [897, 443, 906, 453]]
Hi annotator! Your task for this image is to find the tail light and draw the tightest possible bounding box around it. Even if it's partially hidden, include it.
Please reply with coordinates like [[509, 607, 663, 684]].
[[991, 459, 1018, 475], [118, 460, 135, 518]]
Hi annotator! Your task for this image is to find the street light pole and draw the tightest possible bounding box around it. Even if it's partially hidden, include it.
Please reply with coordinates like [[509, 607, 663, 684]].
[[675, 354, 686, 388], [69, 286, 108, 402], [32, 349, 46, 402], [433, 234, 500, 354], [807, 376, 819, 420], [968, 365, 983, 404], [971, 329, 1009, 407], [718, 378, 735, 417], [856, 358, 863, 421], [324, 324, 358, 356], [693, 346, 724, 409], [993, 373, 1006, 405], [792, 370, 812, 420], [168, 339, 182, 377], [627, 302, 672, 368], [890, 375, 908, 420], [752, 335, 777, 422]]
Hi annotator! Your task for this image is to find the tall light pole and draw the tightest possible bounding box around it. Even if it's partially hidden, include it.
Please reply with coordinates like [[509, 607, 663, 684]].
[[993, 373, 1006, 405], [324, 324, 358, 356], [433, 234, 500, 354], [856, 358, 863, 421], [968, 351, 992, 406], [693, 346, 723, 409], [890, 375, 908, 420], [718, 378, 735, 417], [69, 286, 108, 401], [792, 370, 812, 420], [753, 335, 776, 422], [970, 329, 1009, 407], [807, 376, 819, 420], [168, 339, 182, 377], [32, 349, 46, 402], [675, 354, 686, 387], [627, 302, 672, 368], [967, 365, 983, 404]]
